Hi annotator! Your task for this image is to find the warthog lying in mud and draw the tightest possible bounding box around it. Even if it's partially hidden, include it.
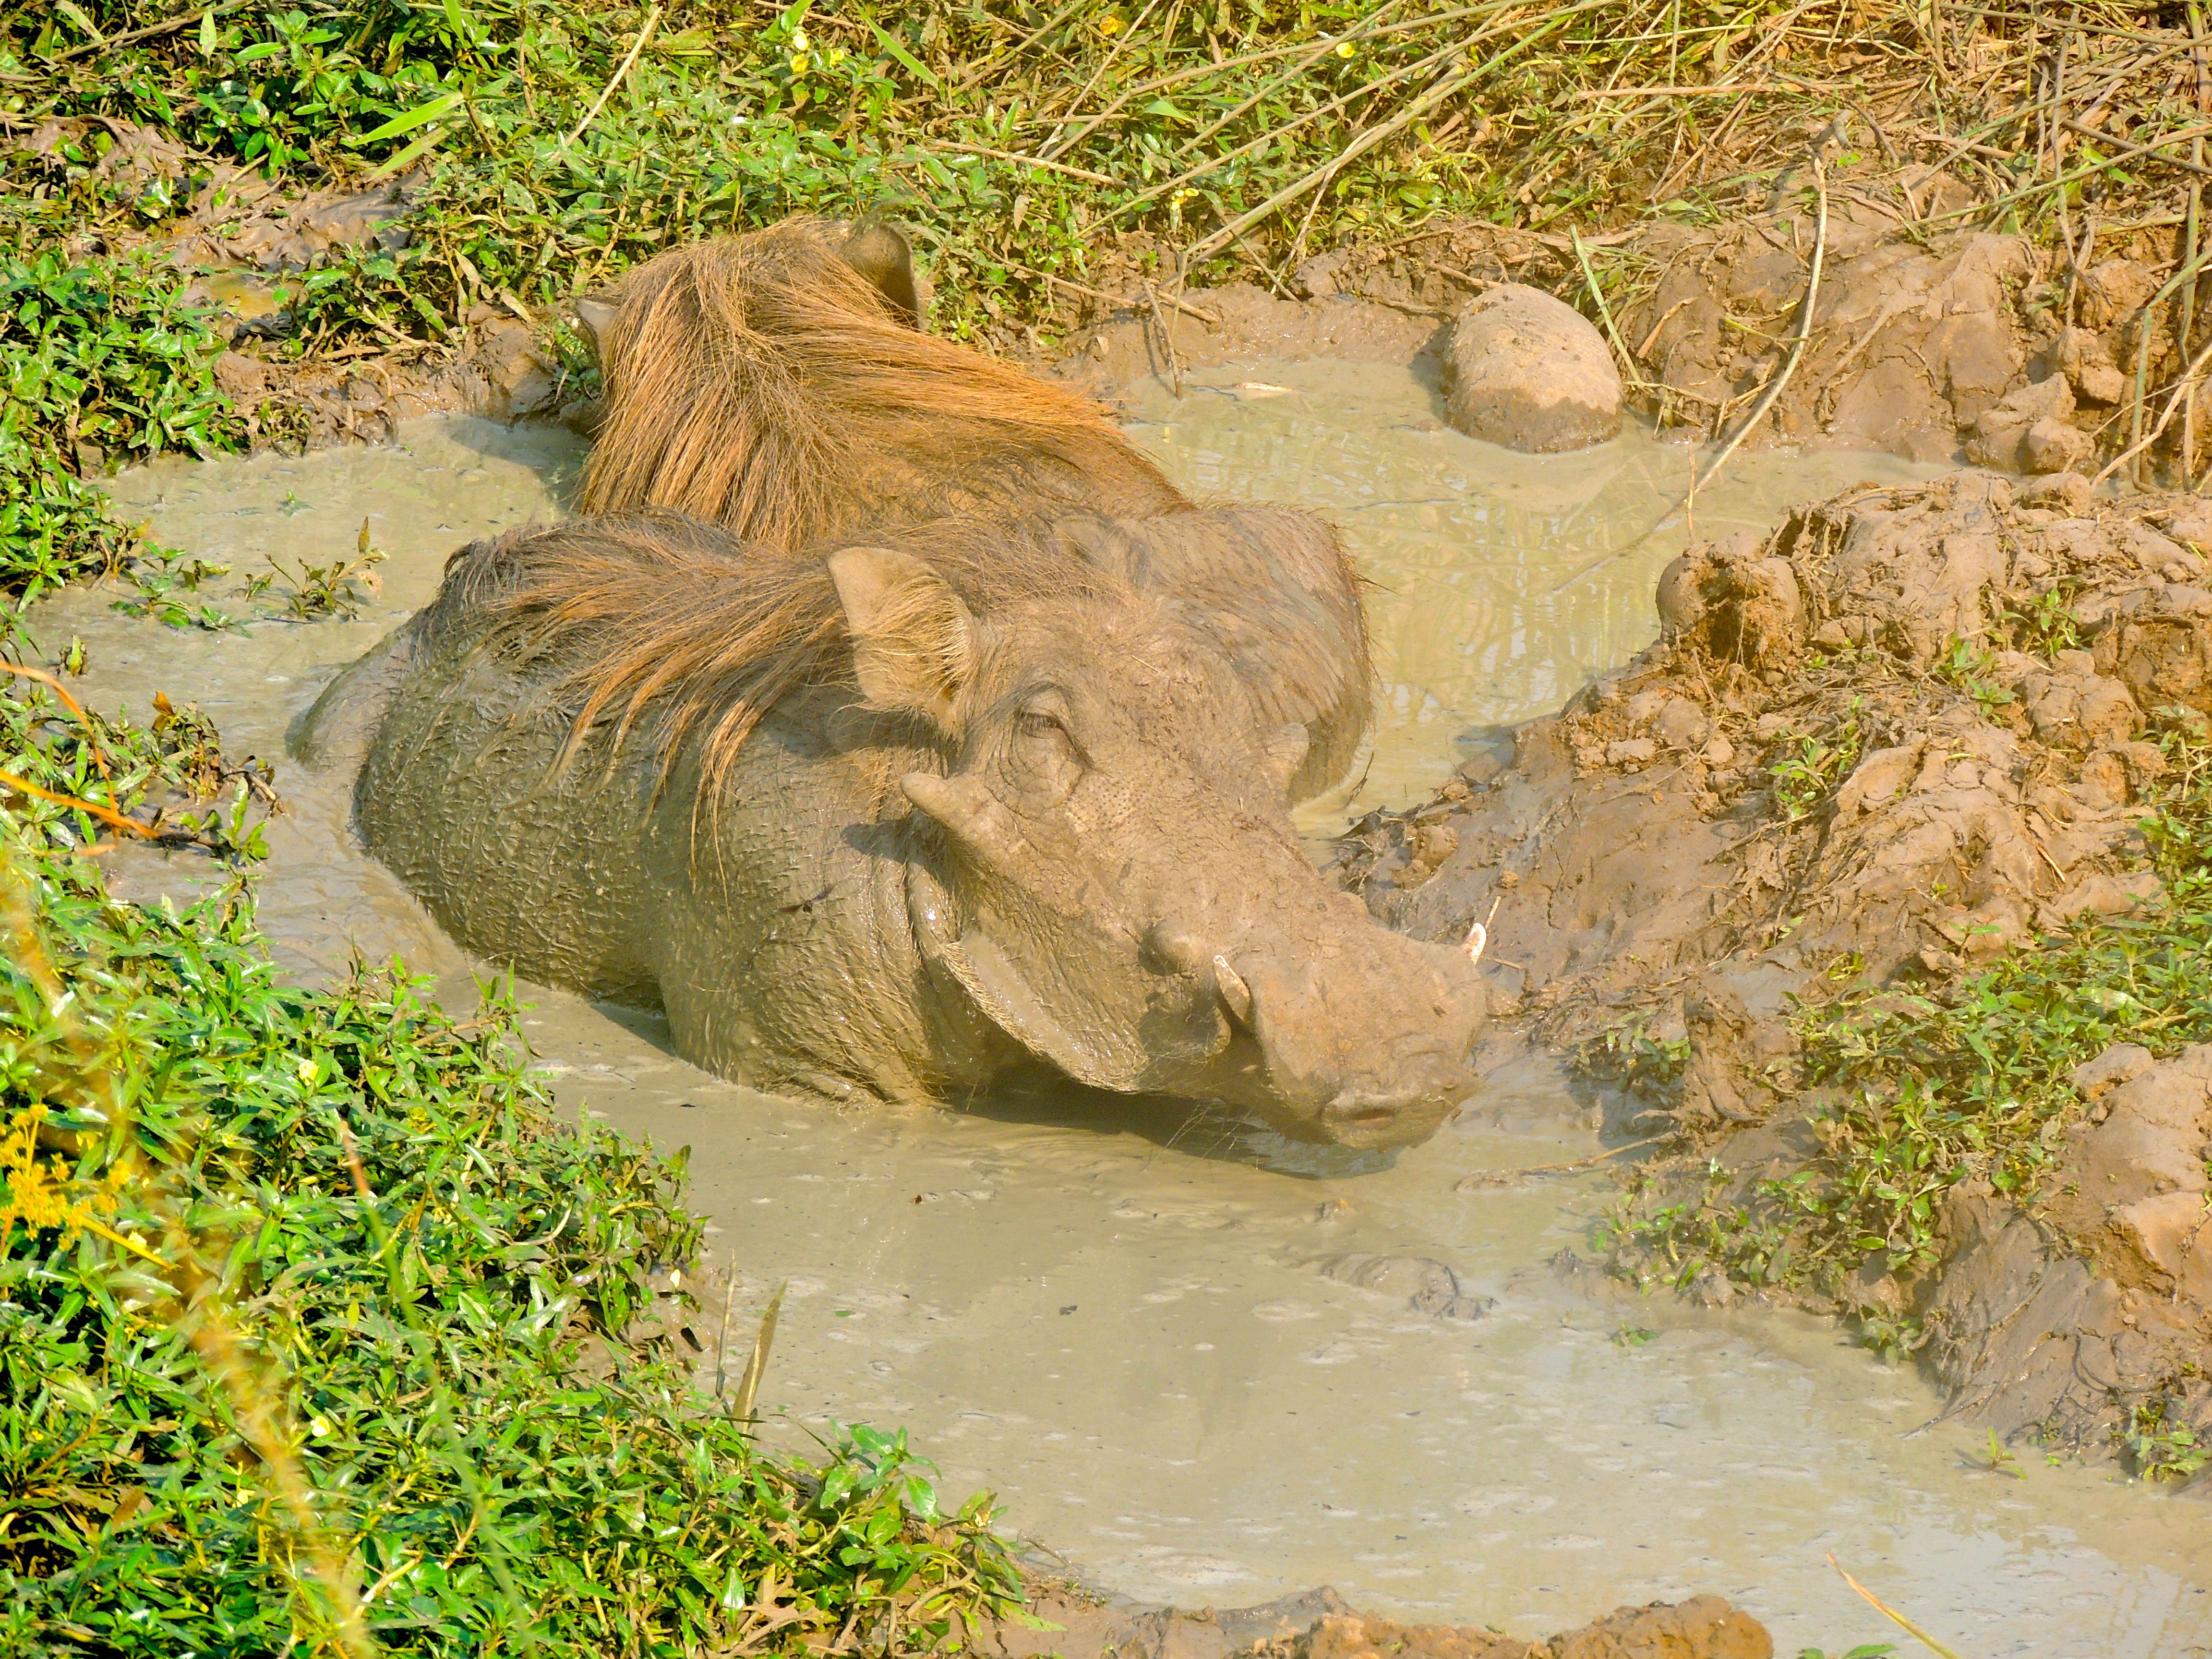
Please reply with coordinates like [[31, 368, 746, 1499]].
[[299, 219, 1484, 1149], [573, 217, 1372, 801]]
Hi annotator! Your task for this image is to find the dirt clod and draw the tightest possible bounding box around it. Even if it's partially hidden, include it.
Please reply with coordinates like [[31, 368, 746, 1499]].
[[964, 1588, 1770, 1659]]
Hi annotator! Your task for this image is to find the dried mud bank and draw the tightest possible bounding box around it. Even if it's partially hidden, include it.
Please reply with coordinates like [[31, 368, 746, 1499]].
[[1337, 465, 2212, 1482], [962, 1585, 1769, 1659]]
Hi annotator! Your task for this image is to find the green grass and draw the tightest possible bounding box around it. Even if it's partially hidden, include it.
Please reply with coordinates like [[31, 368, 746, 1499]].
[[0, 249, 243, 608], [1606, 736, 2212, 1304], [0, 680, 1024, 1654], [15, 0, 2212, 610]]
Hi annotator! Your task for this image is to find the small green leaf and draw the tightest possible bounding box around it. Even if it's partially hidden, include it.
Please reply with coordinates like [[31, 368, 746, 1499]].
[[350, 89, 466, 145]]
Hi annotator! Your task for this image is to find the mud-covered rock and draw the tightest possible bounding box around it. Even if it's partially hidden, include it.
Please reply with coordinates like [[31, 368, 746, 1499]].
[[1259, 1599, 1770, 1659], [1440, 285, 1623, 453], [2046, 1045, 2212, 1302], [1319, 1252, 1494, 1321], [2045, 326, 2128, 405]]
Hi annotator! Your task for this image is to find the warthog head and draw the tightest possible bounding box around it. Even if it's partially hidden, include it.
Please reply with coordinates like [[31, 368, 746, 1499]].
[[832, 540, 1486, 1150]]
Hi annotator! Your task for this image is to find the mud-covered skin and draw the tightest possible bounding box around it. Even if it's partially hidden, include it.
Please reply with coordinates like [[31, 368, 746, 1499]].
[[1336, 468, 2212, 1467], [574, 220, 1372, 805], [301, 517, 1484, 1149]]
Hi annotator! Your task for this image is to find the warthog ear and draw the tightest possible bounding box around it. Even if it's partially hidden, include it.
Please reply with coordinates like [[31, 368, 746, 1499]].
[[1263, 722, 1310, 793], [828, 546, 974, 728], [572, 296, 619, 361], [837, 220, 921, 328]]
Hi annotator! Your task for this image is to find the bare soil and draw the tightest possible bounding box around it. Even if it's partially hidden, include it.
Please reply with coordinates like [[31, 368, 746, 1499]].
[[960, 1583, 1771, 1659]]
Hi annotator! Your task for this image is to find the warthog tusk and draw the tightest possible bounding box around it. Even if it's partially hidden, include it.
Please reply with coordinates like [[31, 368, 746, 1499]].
[[1212, 954, 1253, 1024], [1466, 894, 1503, 966]]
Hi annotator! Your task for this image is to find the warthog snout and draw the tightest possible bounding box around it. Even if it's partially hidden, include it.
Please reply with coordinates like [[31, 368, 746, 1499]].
[[1200, 934, 1484, 1150]]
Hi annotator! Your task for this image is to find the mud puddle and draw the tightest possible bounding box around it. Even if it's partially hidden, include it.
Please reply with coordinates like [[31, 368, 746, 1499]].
[[1114, 359, 1947, 828], [27, 391, 2212, 1656]]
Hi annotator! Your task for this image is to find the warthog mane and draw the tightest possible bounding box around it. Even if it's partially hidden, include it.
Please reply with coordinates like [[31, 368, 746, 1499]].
[[577, 217, 1182, 549]]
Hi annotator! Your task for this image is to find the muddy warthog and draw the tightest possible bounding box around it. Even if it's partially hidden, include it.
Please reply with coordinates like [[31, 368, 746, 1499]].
[[572, 216, 1370, 800], [300, 511, 1486, 1148]]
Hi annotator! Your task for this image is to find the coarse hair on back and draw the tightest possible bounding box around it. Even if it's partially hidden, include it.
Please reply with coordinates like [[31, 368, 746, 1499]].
[[577, 217, 1183, 551], [439, 509, 1135, 794]]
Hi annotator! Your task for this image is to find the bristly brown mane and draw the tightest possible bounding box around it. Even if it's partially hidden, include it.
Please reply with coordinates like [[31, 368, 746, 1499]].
[[444, 510, 1134, 792], [577, 218, 1184, 549]]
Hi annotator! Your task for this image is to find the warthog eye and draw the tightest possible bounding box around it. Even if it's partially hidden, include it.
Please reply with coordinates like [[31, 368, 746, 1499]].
[[1004, 693, 1082, 810]]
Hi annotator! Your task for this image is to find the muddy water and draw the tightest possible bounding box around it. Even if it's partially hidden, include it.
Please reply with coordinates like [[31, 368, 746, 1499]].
[[33, 386, 2212, 1657], [1116, 360, 1948, 827]]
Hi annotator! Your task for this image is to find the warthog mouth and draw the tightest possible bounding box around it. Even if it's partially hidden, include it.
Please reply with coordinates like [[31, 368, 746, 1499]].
[[907, 858, 1479, 1153]]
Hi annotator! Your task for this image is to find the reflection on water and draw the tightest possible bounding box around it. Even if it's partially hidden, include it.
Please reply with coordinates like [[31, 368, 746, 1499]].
[[26, 401, 2210, 1658], [1119, 360, 1947, 826]]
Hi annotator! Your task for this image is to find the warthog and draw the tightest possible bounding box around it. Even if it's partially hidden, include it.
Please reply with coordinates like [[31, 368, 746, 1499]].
[[572, 217, 1370, 800], [300, 220, 1485, 1148]]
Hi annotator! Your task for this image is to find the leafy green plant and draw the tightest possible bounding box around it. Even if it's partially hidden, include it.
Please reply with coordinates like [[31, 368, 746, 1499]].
[[114, 547, 238, 631], [1935, 635, 2015, 714], [1997, 585, 2083, 658], [0, 680, 1027, 1655], [1577, 1013, 1691, 1104], [1967, 1429, 2025, 1479], [2123, 1397, 2209, 1481], [1852, 1312, 1926, 1366], [1768, 705, 1866, 821], [246, 516, 387, 620]]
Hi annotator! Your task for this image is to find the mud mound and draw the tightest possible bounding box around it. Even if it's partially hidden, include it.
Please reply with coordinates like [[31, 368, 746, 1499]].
[[964, 1586, 1770, 1659], [1339, 467, 2212, 1461]]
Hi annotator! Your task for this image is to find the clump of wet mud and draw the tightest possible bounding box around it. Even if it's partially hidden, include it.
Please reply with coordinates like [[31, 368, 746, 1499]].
[[1337, 467, 2212, 1470], [961, 1584, 1770, 1659]]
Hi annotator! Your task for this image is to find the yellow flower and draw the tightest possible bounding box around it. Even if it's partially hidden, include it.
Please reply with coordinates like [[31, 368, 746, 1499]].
[[789, 51, 810, 73], [1335, 39, 1355, 57], [791, 27, 810, 51], [297, 1057, 317, 1082], [1097, 12, 1124, 35], [828, 47, 845, 66]]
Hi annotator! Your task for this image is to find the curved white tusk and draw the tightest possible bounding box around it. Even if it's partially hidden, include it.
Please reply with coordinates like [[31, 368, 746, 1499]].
[[1212, 953, 1254, 1024], [1466, 892, 1503, 967]]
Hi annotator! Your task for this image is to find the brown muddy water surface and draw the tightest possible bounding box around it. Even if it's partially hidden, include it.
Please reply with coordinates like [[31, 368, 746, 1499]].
[[32, 364, 2212, 1656]]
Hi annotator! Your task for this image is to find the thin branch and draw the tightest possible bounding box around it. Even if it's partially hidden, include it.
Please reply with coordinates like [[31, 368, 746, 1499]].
[[561, 2, 660, 151], [1690, 159, 1829, 503], [48, 0, 257, 64]]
